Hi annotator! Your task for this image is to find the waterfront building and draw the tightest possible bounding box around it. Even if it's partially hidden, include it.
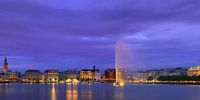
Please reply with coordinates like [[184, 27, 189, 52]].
[[122, 71, 150, 82], [0, 73, 9, 82], [65, 70, 80, 80], [23, 70, 43, 83], [0, 72, 21, 82], [131, 71, 148, 82], [9, 72, 20, 82], [59, 71, 66, 81], [159, 67, 188, 76], [94, 71, 101, 81], [125, 72, 134, 81], [159, 68, 172, 76], [59, 70, 80, 82], [172, 67, 188, 76], [188, 66, 200, 76], [93, 65, 101, 81], [104, 69, 116, 82], [147, 70, 159, 77], [80, 69, 93, 81], [80, 66, 101, 81], [146, 70, 161, 81], [0, 57, 11, 82], [45, 70, 59, 83]]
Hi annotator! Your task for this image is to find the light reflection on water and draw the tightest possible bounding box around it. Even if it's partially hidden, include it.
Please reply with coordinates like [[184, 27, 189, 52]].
[[79, 84, 93, 100], [51, 84, 56, 100], [66, 84, 78, 100], [1, 83, 200, 100], [113, 87, 124, 100]]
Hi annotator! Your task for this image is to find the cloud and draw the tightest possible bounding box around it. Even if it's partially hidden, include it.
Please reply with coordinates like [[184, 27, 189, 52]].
[[0, 0, 200, 70], [123, 22, 200, 67]]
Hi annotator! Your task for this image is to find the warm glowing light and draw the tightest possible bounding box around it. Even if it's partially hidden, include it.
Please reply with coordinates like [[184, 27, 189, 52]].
[[119, 82, 124, 86], [113, 83, 116, 86], [66, 84, 78, 100], [51, 84, 56, 100], [73, 79, 80, 84], [113, 82, 124, 87], [66, 79, 71, 83], [66, 79, 79, 84]]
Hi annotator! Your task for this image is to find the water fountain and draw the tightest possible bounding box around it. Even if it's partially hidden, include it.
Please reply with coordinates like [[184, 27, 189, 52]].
[[114, 40, 125, 86], [114, 40, 136, 86]]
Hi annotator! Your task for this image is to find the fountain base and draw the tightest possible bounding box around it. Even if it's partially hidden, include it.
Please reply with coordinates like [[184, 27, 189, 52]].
[[113, 81, 124, 87]]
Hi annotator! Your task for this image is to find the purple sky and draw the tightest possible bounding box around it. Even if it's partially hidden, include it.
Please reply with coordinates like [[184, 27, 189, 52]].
[[0, 0, 200, 72]]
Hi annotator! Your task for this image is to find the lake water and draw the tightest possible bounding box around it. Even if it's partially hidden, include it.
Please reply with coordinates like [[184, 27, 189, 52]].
[[0, 83, 200, 100]]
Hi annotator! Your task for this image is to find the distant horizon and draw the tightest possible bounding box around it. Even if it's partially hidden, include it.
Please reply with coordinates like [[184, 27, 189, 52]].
[[0, 56, 198, 73]]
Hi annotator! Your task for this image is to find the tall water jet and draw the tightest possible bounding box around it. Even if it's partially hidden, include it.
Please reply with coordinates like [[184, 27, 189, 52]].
[[114, 40, 127, 86], [114, 39, 140, 86]]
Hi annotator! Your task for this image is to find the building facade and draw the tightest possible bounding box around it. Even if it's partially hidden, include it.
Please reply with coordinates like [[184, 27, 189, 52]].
[[0, 73, 9, 82], [188, 66, 200, 76], [80, 69, 93, 81], [65, 70, 80, 80], [104, 69, 116, 82], [59, 70, 80, 83], [9, 72, 20, 82], [23, 70, 44, 83], [93, 66, 101, 81], [132, 72, 148, 81], [45, 70, 59, 83]]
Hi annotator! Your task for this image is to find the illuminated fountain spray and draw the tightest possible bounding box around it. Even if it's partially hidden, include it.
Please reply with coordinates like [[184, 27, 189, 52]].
[[114, 40, 139, 86], [114, 40, 127, 86]]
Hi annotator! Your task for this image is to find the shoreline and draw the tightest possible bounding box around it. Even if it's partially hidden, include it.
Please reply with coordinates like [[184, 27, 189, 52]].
[[1, 81, 200, 85]]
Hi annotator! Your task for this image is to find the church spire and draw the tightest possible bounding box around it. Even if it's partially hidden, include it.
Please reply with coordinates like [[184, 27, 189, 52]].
[[3, 56, 8, 73], [4, 56, 8, 66]]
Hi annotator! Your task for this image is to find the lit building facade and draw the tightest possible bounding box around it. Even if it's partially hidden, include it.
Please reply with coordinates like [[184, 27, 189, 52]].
[[132, 72, 148, 81], [94, 71, 101, 81], [0, 73, 9, 82], [188, 66, 200, 76], [45, 70, 59, 83], [64, 70, 80, 80], [93, 65, 101, 81], [116, 69, 126, 82], [23, 70, 44, 83], [9, 72, 20, 82], [59, 70, 80, 82], [80, 69, 93, 81], [104, 69, 116, 82]]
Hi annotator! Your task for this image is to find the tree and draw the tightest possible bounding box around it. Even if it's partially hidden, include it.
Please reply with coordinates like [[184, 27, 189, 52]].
[[147, 76, 154, 81]]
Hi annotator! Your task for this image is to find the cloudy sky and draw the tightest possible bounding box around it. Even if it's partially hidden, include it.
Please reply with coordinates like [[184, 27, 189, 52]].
[[0, 0, 200, 71]]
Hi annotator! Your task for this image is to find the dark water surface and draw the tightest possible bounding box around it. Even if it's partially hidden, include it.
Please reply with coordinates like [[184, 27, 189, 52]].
[[0, 83, 200, 100]]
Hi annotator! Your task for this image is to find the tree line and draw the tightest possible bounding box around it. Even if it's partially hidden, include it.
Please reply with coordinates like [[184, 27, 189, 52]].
[[157, 75, 200, 81]]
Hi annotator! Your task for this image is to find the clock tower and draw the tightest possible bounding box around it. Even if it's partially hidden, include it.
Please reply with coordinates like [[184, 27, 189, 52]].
[[3, 56, 8, 73]]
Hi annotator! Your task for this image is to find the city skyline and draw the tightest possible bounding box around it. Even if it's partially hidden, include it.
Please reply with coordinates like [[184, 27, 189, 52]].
[[0, 56, 196, 73], [1, 0, 200, 71], [1, 1, 200, 100]]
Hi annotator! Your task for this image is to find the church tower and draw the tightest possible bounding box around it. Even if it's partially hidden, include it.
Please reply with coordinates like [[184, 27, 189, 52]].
[[3, 56, 8, 73]]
